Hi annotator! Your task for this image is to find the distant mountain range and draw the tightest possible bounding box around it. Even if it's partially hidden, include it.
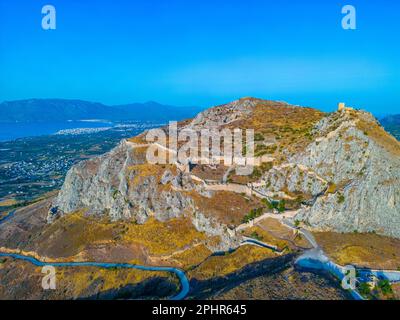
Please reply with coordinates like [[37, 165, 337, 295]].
[[381, 114, 400, 141], [0, 99, 202, 122], [381, 114, 400, 126]]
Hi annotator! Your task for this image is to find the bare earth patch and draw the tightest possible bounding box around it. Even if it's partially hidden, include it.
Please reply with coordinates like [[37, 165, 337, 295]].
[[188, 190, 263, 227]]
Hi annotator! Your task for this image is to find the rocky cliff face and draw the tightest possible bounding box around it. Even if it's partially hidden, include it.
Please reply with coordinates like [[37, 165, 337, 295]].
[[51, 140, 239, 251], [53, 140, 137, 220], [292, 110, 400, 237], [188, 98, 256, 129], [51, 98, 400, 245], [254, 163, 328, 201]]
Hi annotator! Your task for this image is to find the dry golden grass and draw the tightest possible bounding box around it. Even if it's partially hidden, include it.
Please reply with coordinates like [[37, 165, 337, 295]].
[[228, 175, 252, 185], [128, 98, 325, 167], [55, 266, 173, 299], [226, 101, 325, 162], [326, 182, 337, 194], [227, 163, 274, 185], [127, 133, 148, 144], [34, 211, 116, 258], [128, 163, 164, 186], [251, 102, 323, 131], [188, 245, 276, 280], [241, 226, 290, 251], [356, 114, 400, 156], [391, 283, 400, 300], [258, 218, 294, 238], [170, 244, 212, 270], [188, 190, 263, 227], [255, 218, 309, 249], [314, 231, 400, 270], [127, 163, 177, 193], [0, 258, 178, 299], [120, 217, 208, 256], [131, 145, 149, 159], [31, 211, 209, 267], [0, 199, 17, 207], [23, 263, 177, 299], [293, 233, 314, 249]]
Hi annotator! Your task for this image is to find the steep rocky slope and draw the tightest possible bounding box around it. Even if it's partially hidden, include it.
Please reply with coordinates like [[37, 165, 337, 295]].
[[51, 140, 239, 251], [50, 97, 400, 245], [293, 110, 400, 237]]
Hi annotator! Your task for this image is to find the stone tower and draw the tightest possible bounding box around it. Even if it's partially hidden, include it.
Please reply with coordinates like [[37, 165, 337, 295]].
[[338, 102, 354, 112]]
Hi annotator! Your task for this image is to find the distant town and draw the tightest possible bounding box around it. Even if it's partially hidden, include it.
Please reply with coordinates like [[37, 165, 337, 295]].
[[0, 122, 160, 212]]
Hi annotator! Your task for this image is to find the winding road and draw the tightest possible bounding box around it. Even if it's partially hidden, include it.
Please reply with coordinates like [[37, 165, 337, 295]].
[[0, 210, 16, 224], [0, 209, 283, 300], [241, 237, 282, 254], [0, 210, 189, 300], [3, 206, 398, 301]]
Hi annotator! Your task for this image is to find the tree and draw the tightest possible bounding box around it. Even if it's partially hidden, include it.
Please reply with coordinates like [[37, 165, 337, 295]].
[[378, 280, 393, 295], [278, 199, 286, 213], [261, 198, 274, 209], [358, 282, 371, 297]]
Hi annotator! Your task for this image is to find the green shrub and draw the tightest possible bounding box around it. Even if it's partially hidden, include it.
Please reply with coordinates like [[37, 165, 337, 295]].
[[112, 189, 119, 200], [277, 199, 286, 212], [254, 133, 265, 141], [377, 280, 393, 295], [337, 193, 345, 204], [261, 198, 274, 209], [250, 167, 262, 179], [358, 282, 371, 297], [261, 199, 285, 212], [242, 207, 264, 223], [250, 231, 262, 241]]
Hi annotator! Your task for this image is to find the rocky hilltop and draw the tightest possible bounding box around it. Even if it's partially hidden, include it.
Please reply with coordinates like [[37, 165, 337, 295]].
[[293, 110, 400, 237], [50, 97, 400, 247]]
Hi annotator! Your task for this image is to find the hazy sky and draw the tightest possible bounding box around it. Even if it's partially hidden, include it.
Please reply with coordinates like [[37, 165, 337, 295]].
[[0, 0, 399, 114]]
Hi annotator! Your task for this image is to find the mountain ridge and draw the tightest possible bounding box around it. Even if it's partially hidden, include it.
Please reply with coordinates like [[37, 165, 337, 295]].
[[0, 98, 201, 122], [49, 97, 400, 248], [381, 114, 400, 126]]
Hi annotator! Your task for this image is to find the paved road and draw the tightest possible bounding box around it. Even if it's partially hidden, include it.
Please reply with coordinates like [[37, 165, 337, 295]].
[[241, 237, 282, 253], [0, 210, 16, 224], [281, 218, 319, 249], [235, 211, 298, 232], [222, 165, 235, 183]]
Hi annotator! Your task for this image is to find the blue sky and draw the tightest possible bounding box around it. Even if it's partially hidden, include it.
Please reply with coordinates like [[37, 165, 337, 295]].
[[0, 0, 399, 114]]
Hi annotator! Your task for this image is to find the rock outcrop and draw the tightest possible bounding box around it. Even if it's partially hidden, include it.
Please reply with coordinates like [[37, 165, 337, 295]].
[[189, 97, 260, 129], [50, 141, 239, 251], [293, 110, 400, 237], [254, 163, 328, 201], [51, 97, 400, 244]]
